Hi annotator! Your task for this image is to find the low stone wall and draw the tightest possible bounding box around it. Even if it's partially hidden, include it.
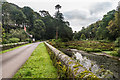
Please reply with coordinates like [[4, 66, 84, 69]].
[[45, 42, 99, 79], [0, 42, 28, 51]]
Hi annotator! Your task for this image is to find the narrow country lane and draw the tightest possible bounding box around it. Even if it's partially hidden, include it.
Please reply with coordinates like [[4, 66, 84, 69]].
[[0, 42, 41, 78]]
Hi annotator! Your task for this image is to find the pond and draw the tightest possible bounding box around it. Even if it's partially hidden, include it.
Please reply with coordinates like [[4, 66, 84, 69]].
[[71, 49, 120, 79], [59, 48, 120, 79]]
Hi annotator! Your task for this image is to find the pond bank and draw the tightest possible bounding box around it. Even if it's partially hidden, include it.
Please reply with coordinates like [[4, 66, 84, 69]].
[[59, 48, 120, 79]]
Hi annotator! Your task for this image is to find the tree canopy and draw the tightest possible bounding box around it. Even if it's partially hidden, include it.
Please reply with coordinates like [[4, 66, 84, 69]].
[[2, 2, 73, 43], [73, 8, 120, 41]]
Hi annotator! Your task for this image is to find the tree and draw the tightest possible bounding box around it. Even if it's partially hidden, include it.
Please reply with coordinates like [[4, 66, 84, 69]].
[[41, 16, 56, 39], [80, 34, 86, 40], [55, 12, 64, 20], [8, 29, 27, 41], [55, 4, 62, 40], [107, 12, 120, 40], [55, 4, 61, 12], [39, 10, 50, 17], [75, 10, 117, 41], [10, 9, 26, 26], [2, 2, 73, 42], [32, 19, 46, 40], [22, 7, 34, 31]]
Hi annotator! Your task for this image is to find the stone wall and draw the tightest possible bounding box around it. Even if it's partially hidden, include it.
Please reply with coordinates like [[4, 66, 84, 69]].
[[45, 42, 99, 79], [0, 42, 28, 51]]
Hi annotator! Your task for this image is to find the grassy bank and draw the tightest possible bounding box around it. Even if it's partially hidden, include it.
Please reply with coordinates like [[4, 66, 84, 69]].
[[49, 40, 119, 57], [0, 43, 31, 54], [13, 43, 58, 78]]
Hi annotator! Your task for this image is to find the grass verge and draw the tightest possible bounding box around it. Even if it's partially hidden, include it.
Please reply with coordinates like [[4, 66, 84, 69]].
[[102, 51, 118, 57], [0, 43, 31, 54], [13, 43, 58, 78]]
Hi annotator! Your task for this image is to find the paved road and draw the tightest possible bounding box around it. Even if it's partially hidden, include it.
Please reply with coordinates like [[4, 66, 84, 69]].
[[0, 42, 40, 78]]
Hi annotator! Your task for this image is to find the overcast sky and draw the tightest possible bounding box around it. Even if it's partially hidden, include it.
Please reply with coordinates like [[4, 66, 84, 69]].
[[7, 0, 119, 31]]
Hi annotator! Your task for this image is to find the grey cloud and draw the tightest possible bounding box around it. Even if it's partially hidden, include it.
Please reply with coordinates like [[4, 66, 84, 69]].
[[64, 9, 99, 22], [63, 9, 100, 31], [90, 2, 112, 15], [63, 1, 113, 31], [64, 10, 88, 20], [117, 1, 120, 11], [118, 1, 120, 6]]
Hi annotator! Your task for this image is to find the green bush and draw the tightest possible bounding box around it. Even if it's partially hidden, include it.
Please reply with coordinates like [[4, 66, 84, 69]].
[[117, 48, 120, 57], [85, 48, 101, 52], [61, 38, 69, 42], [68, 46, 75, 48], [77, 47, 84, 50], [55, 38, 62, 43], [9, 38, 20, 43], [115, 37, 120, 47], [2, 39, 9, 44], [84, 48, 93, 52], [80, 34, 86, 40], [93, 49, 101, 52], [99, 40, 110, 43], [60, 46, 65, 48], [25, 38, 32, 43]]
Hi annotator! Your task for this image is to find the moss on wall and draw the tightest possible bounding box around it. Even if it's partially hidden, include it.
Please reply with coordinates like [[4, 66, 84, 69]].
[[45, 42, 99, 79]]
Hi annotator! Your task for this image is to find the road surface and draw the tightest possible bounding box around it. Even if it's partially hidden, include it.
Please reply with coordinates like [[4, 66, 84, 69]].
[[0, 42, 40, 79]]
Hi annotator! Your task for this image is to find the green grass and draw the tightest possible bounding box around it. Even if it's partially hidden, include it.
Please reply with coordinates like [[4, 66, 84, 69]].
[[0, 43, 31, 54], [13, 43, 58, 78], [103, 51, 118, 57]]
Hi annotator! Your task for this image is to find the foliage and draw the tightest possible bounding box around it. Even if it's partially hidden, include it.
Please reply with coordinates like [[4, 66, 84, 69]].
[[61, 38, 69, 42], [9, 38, 20, 43], [56, 62, 67, 78], [84, 48, 101, 53], [2, 2, 73, 41], [103, 51, 118, 57], [32, 19, 46, 40], [25, 38, 32, 43], [73, 9, 120, 41], [13, 43, 58, 78], [2, 39, 8, 44], [80, 34, 86, 40], [9, 29, 27, 41], [50, 40, 115, 53], [115, 37, 120, 47], [117, 48, 120, 57]]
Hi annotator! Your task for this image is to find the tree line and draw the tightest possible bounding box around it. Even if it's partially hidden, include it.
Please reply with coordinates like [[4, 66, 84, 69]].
[[1, 1, 120, 44], [1, 2, 73, 44], [73, 3, 120, 41]]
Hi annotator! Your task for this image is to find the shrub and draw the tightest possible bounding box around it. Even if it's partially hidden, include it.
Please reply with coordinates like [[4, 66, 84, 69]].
[[77, 47, 84, 50], [55, 38, 62, 43], [26, 38, 32, 43], [84, 48, 93, 52], [85, 48, 101, 52], [68, 46, 75, 48], [99, 40, 110, 43], [2, 39, 9, 44], [80, 34, 86, 40], [117, 48, 120, 57], [9, 38, 20, 43], [115, 37, 120, 47], [93, 49, 101, 52], [61, 38, 69, 42]]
